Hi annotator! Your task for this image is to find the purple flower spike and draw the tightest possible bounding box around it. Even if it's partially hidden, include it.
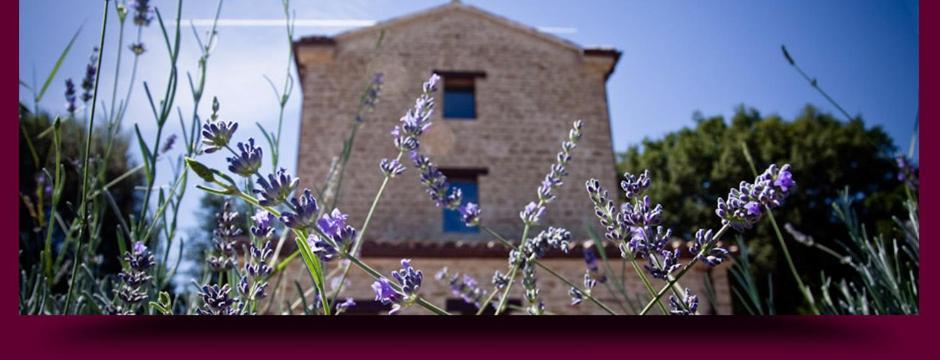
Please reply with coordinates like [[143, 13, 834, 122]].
[[64, 78, 77, 115], [371, 277, 399, 305], [716, 163, 796, 232], [201, 119, 238, 154], [774, 165, 795, 192], [379, 158, 406, 177], [392, 73, 440, 151], [310, 209, 357, 261], [255, 168, 298, 207], [132, 241, 147, 255], [317, 209, 350, 239], [459, 202, 481, 227], [251, 210, 275, 238], [744, 201, 762, 216], [227, 138, 263, 177], [520, 201, 545, 225], [280, 189, 320, 230], [391, 259, 423, 297], [132, 0, 153, 26]]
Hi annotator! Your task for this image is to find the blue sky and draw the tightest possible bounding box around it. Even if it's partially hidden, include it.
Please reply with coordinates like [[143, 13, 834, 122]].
[[20, 0, 919, 236]]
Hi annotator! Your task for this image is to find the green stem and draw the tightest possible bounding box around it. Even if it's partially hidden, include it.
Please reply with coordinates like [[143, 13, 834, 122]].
[[482, 226, 618, 315], [630, 257, 669, 314], [639, 224, 731, 315], [765, 209, 819, 314], [329, 150, 403, 307], [65, 0, 110, 314]]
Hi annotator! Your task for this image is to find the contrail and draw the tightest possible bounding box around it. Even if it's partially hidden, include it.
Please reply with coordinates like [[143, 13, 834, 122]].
[[179, 18, 577, 34]]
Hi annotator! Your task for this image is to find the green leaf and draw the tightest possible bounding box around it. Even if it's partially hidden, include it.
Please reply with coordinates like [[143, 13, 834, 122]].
[[134, 124, 153, 182], [184, 157, 215, 183], [148, 291, 173, 315], [36, 25, 83, 103]]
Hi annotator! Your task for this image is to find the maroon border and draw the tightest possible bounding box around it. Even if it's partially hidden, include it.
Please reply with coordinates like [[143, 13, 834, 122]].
[[3, 0, 934, 358]]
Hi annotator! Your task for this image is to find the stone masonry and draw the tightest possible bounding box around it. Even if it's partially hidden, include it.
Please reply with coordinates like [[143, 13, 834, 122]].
[[279, 1, 733, 314]]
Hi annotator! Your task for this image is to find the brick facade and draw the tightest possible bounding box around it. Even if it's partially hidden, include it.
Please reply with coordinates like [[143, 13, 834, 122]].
[[279, 1, 732, 314], [294, 2, 619, 242]]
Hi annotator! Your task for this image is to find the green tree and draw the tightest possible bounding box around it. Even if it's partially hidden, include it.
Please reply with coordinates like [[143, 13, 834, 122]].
[[618, 105, 906, 313], [19, 105, 143, 283]]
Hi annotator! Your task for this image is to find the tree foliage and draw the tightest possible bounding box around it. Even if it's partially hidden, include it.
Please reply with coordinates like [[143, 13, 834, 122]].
[[18, 105, 143, 280], [618, 105, 906, 313]]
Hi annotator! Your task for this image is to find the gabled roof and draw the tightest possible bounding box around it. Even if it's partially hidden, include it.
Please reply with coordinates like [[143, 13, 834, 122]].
[[297, 0, 583, 53]]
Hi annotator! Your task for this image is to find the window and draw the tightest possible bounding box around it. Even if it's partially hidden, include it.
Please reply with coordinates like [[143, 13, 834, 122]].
[[439, 71, 485, 119], [441, 168, 487, 233]]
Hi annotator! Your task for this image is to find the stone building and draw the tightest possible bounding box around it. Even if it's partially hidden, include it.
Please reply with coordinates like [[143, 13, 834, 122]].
[[276, 1, 732, 315]]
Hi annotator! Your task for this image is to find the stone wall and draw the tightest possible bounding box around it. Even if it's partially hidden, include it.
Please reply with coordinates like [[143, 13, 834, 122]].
[[294, 4, 619, 242]]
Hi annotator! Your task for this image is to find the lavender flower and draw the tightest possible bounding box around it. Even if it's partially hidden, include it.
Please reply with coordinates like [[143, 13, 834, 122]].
[[80, 47, 99, 103], [690, 228, 730, 267], [317, 209, 355, 243], [356, 73, 384, 122], [454, 274, 485, 308], [309, 209, 357, 262], [570, 272, 598, 306], [589, 171, 683, 280], [392, 259, 424, 298], [201, 119, 238, 154], [534, 120, 583, 205], [227, 138, 262, 177], [207, 202, 240, 272], [521, 255, 543, 315], [239, 240, 274, 300], [620, 170, 651, 199], [280, 188, 319, 229], [245, 241, 274, 278], [716, 164, 796, 232], [492, 271, 509, 290], [391, 74, 440, 151], [621, 195, 663, 228], [411, 151, 463, 209], [250, 209, 275, 239], [586, 179, 628, 243], [161, 134, 177, 154], [132, 0, 153, 27], [371, 277, 400, 309], [459, 202, 481, 227], [371, 260, 425, 315], [437, 268, 485, 308], [526, 226, 572, 257], [35, 173, 53, 198], [114, 241, 155, 313], [645, 248, 680, 280], [255, 168, 298, 207], [64, 78, 77, 116], [518, 120, 583, 229], [669, 288, 699, 315], [519, 201, 545, 225], [584, 271, 597, 291], [379, 158, 405, 177], [583, 248, 607, 283], [129, 42, 146, 56], [569, 287, 584, 306], [896, 155, 919, 190], [197, 284, 239, 315], [336, 298, 356, 314]]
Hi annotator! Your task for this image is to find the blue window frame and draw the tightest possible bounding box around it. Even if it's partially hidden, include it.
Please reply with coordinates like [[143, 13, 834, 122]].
[[442, 179, 479, 233], [442, 75, 478, 119]]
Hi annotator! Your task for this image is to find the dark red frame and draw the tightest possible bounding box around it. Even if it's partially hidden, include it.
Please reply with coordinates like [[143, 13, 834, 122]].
[[3, 1, 934, 358]]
